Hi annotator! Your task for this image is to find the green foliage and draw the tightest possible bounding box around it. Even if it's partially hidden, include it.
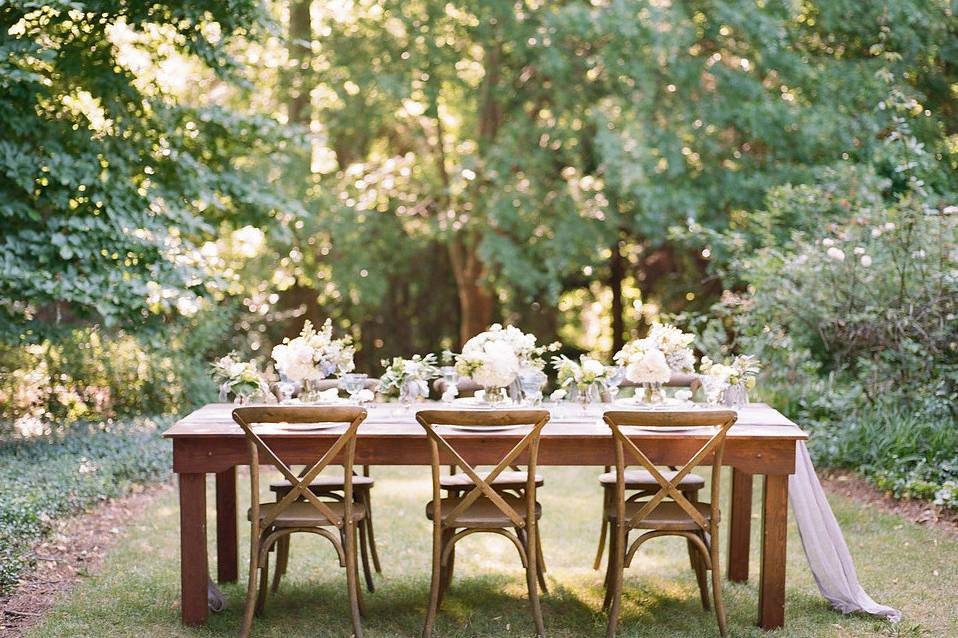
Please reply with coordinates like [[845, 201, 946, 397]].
[[0, 418, 171, 593], [0, 309, 230, 426], [694, 110, 958, 509], [0, 1, 293, 341]]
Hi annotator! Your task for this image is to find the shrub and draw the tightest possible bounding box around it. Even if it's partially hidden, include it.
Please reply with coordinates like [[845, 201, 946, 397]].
[[0, 418, 171, 593], [692, 122, 958, 508], [0, 308, 231, 430]]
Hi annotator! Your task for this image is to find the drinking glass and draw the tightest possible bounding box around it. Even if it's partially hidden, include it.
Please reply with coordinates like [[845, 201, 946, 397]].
[[604, 365, 625, 402], [342, 373, 368, 403], [517, 367, 548, 406]]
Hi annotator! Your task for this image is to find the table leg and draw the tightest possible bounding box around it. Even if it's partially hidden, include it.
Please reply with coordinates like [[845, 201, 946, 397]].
[[179, 473, 209, 626], [728, 468, 753, 582], [215, 466, 238, 583], [758, 474, 788, 629]]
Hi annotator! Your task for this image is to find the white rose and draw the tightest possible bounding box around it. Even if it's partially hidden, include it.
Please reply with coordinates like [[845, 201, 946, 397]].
[[826, 247, 845, 261], [581, 357, 604, 377], [625, 349, 671, 384]]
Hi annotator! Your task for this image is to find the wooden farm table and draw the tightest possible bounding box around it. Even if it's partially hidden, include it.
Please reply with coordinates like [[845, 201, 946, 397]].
[[164, 402, 807, 630]]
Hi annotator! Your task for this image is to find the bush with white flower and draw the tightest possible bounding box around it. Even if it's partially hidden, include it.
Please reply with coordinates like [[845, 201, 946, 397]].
[[648, 322, 697, 373], [613, 339, 672, 384], [378, 354, 439, 397], [551, 355, 610, 390], [271, 319, 355, 382], [211, 353, 267, 400]]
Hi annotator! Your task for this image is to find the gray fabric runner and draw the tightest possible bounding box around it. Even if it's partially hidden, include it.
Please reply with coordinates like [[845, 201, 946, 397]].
[[790, 442, 901, 622]]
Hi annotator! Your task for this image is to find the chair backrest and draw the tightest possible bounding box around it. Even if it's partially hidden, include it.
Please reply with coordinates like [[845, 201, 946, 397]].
[[602, 410, 737, 532], [232, 406, 367, 531], [416, 409, 550, 528]]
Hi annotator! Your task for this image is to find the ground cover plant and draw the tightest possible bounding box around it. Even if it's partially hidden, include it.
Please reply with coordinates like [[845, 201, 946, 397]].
[[0, 418, 170, 593]]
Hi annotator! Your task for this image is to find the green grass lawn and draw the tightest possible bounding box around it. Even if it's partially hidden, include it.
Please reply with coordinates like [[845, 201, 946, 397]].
[[26, 466, 958, 638]]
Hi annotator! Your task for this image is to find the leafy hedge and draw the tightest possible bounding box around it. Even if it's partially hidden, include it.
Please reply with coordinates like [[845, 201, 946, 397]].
[[0, 418, 171, 593]]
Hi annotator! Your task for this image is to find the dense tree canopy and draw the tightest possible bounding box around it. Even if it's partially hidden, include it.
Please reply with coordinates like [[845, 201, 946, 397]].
[[1, 0, 956, 380], [0, 1, 294, 342]]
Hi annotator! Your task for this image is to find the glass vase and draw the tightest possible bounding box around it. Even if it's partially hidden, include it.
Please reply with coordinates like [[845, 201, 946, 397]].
[[576, 382, 602, 408], [399, 379, 426, 405], [642, 382, 665, 404], [722, 382, 749, 409], [480, 386, 508, 406]]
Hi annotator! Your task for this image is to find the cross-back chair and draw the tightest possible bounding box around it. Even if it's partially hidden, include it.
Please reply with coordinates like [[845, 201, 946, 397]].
[[232, 406, 368, 638], [593, 375, 705, 571], [416, 409, 551, 638], [601, 410, 737, 638]]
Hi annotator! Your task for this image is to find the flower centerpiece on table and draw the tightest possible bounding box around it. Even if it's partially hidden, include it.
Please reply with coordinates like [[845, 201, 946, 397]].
[[613, 338, 671, 403], [210, 353, 270, 404], [551, 355, 610, 405], [648, 322, 696, 374], [699, 355, 761, 407], [454, 324, 559, 404], [271, 319, 355, 401], [379, 354, 439, 404]]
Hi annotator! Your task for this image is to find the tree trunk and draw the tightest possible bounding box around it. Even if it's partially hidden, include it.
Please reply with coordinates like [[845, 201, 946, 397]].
[[609, 233, 625, 354], [448, 237, 494, 345], [287, 0, 311, 127]]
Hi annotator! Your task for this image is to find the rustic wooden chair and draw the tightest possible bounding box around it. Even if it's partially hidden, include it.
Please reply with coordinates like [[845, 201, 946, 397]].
[[269, 377, 382, 593], [232, 406, 367, 638], [417, 409, 550, 638], [601, 410, 737, 638], [593, 374, 704, 570]]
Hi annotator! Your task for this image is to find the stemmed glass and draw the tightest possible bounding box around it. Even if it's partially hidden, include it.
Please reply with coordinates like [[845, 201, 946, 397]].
[[439, 366, 459, 402], [604, 365, 625, 403], [517, 367, 548, 406], [342, 373, 369, 403]]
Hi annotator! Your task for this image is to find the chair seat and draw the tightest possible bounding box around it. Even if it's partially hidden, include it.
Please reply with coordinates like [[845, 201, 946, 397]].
[[426, 495, 542, 529], [605, 500, 713, 531], [269, 475, 375, 494], [249, 501, 366, 527], [599, 468, 705, 491], [441, 470, 543, 491]]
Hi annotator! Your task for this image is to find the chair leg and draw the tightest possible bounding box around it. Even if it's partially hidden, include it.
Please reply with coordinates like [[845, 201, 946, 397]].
[[525, 525, 545, 638], [358, 517, 375, 593], [438, 528, 454, 606], [344, 522, 365, 638], [535, 531, 548, 594], [271, 536, 290, 593], [594, 488, 610, 570], [361, 490, 382, 573], [601, 522, 615, 611], [239, 533, 260, 638], [422, 523, 444, 638], [606, 522, 625, 638], [688, 535, 711, 611], [709, 532, 727, 637], [255, 545, 270, 616]]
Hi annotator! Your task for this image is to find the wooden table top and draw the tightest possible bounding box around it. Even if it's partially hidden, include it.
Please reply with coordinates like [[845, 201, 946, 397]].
[[164, 402, 807, 441]]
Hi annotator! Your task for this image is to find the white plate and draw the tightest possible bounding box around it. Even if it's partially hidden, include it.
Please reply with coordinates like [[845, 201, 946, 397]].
[[442, 424, 528, 433], [271, 422, 345, 432], [450, 398, 501, 409], [626, 425, 715, 433]]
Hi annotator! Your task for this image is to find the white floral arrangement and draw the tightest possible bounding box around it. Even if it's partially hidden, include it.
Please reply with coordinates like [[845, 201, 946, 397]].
[[613, 338, 672, 384], [700, 355, 761, 389], [648, 322, 697, 373], [378, 354, 439, 397], [456, 324, 560, 371], [551, 354, 610, 390], [211, 353, 268, 400], [271, 319, 355, 382], [455, 338, 520, 389]]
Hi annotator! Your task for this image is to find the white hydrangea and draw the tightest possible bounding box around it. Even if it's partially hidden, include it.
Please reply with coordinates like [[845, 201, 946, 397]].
[[624, 349, 671, 384]]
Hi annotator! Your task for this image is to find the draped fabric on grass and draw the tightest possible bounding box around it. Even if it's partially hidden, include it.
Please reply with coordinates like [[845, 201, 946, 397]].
[[791, 442, 902, 622]]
